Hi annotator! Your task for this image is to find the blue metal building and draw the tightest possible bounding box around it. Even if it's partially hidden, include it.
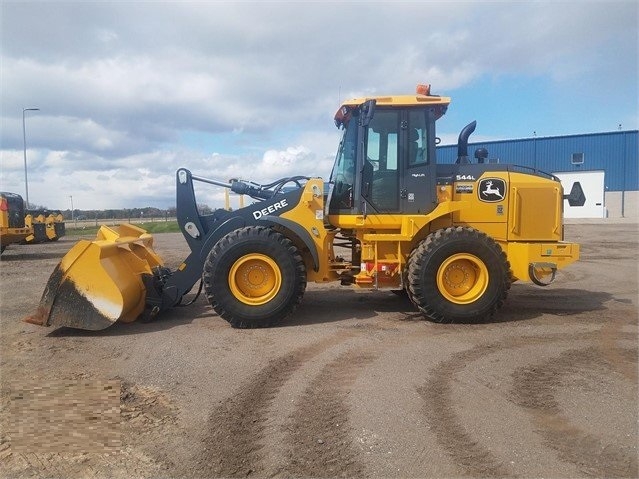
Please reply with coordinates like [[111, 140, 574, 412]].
[[436, 130, 638, 218]]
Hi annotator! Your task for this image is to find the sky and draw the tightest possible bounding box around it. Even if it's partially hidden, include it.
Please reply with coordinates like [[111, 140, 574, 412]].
[[1, 1, 637, 211]]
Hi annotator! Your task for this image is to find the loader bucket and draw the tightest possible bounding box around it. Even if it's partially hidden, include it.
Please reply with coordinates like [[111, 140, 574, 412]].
[[25, 224, 164, 330]]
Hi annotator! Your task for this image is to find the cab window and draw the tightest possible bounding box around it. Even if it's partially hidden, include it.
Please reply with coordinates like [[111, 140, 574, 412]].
[[365, 110, 400, 211], [408, 109, 428, 166]]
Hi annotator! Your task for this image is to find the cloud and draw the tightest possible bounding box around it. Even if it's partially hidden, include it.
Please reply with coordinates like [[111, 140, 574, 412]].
[[1, 1, 636, 210]]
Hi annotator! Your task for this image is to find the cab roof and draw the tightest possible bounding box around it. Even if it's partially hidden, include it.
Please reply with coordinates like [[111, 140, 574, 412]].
[[337, 84, 451, 109], [334, 84, 451, 127]]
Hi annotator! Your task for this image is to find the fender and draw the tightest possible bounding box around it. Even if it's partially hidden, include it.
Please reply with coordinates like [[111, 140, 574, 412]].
[[257, 216, 320, 272]]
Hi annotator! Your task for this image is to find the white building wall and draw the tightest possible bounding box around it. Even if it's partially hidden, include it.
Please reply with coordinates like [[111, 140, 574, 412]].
[[605, 191, 639, 218], [554, 171, 606, 219]]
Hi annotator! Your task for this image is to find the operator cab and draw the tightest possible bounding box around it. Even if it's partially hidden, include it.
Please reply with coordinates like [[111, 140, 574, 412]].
[[327, 85, 448, 219]]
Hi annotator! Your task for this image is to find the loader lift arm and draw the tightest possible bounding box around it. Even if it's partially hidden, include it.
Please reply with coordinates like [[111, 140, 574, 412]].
[[141, 169, 314, 320], [27, 167, 313, 330]]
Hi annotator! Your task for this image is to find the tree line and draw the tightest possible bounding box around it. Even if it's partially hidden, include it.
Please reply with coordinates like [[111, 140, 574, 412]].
[[28, 205, 215, 221]]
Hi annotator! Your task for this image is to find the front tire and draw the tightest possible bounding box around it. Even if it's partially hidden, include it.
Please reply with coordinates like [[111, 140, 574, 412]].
[[407, 227, 510, 323], [203, 226, 307, 328]]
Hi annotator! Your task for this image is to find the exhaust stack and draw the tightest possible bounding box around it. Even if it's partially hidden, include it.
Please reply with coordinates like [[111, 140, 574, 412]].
[[456, 121, 477, 164]]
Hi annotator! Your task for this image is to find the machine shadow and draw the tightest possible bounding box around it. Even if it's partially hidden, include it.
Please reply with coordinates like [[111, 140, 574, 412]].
[[285, 285, 615, 327], [483, 285, 613, 324], [47, 285, 614, 337], [46, 300, 211, 337], [284, 289, 421, 327]]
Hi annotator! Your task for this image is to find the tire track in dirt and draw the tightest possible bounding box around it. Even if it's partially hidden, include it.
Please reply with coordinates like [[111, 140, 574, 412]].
[[281, 348, 378, 478], [418, 342, 514, 478], [191, 332, 354, 478], [598, 317, 638, 382], [512, 346, 638, 478], [418, 329, 637, 478]]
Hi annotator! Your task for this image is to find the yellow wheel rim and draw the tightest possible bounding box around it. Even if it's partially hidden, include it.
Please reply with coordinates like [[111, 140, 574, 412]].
[[229, 254, 282, 305], [437, 253, 489, 304]]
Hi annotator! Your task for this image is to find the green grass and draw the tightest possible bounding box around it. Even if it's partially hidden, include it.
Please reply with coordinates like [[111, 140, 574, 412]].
[[65, 221, 180, 237], [137, 221, 181, 233]]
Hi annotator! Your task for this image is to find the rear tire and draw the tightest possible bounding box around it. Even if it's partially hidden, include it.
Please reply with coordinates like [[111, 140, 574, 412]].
[[407, 227, 510, 323], [203, 226, 307, 328]]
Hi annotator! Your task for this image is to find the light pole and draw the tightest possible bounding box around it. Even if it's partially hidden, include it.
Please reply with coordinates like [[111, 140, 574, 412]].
[[22, 107, 40, 209]]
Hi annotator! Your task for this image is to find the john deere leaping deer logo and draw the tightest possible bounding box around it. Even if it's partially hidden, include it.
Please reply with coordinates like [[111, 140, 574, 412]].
[[478, 178, 506, 202]]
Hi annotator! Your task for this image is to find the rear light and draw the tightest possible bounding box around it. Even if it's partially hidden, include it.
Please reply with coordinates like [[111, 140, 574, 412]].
[[0, 198, 7, 212]]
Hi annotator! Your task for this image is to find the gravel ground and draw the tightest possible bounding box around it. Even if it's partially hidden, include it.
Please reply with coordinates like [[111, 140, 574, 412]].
[[1, 222, 637, 478]]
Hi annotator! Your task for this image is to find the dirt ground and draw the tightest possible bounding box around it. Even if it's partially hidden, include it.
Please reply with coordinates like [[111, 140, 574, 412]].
[[1, 222, 637, 478]]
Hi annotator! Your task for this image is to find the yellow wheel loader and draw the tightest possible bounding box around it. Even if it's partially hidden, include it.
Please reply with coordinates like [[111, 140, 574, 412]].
[[27, 84, 580, 330], [0, 192, 31, 254]]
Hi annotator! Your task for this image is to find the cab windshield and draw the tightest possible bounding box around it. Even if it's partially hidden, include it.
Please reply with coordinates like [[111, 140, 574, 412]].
[[329, 115, 358, 209]]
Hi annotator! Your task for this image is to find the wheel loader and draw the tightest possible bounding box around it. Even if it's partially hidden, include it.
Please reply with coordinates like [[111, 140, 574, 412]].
[[25, 210, 66, 243], [26, 84, 580, 330], [0, 192, 31, 254]]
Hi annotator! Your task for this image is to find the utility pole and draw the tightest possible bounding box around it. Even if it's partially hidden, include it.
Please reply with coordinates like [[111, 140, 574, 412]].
[[22, 108, 40, 209]]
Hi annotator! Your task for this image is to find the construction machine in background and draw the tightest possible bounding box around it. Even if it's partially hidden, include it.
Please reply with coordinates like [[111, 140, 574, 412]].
[[24, 212, 47, 244], [24, 210, 66, 243], [27, 84, 580, 331], [1, 192, 31, 253], [1, 201, 67, 252]]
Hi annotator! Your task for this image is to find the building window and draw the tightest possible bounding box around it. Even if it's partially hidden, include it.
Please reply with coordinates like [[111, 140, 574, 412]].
[[571, 152, 584, 165]]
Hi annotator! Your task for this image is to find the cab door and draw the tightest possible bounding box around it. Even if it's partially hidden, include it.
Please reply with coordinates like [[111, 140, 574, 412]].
[[400, 108, 438, 214], [362, 108, 437, 215], [362, 108, 401, 213]]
